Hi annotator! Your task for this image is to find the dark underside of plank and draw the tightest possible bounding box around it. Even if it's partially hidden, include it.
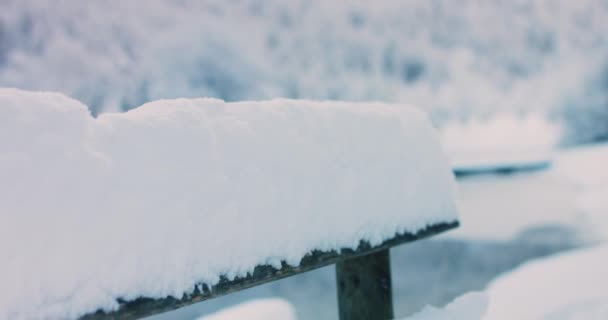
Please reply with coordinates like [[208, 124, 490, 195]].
[[80, 221, 458, 320], [453, 161, 551, 179]]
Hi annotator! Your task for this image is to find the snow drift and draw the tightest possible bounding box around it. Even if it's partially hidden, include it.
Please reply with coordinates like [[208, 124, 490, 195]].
[[485, 244, 608, 320]]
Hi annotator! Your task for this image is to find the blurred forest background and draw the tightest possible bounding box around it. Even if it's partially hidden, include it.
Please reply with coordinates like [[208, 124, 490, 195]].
[[1, 0, 607, 144]]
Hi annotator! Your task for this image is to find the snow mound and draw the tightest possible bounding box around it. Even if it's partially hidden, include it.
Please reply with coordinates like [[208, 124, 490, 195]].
[[401, 292, 488, 320], [485, 244, 608, 320], [448, 142, 608, 241], [197, 298, 296, 320], [0, 88, 458, 320], [442, 113, 560, 175], [551, 144, 608, 241]]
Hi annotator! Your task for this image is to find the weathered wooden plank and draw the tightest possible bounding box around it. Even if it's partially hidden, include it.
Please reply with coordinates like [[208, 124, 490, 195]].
[[336, 249, 393, 320], [80, 221, 458, 320], [453, 160, 551, 178]]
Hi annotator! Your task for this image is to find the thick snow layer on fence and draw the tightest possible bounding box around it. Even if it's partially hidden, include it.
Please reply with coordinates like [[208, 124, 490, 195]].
[[0, 88, 457, 320]]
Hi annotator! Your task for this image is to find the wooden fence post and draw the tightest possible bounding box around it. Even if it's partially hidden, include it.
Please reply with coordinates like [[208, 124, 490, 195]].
[[336, 248, 394, 320]]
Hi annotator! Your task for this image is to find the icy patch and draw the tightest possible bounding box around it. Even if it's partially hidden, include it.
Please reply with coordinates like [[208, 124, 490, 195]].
[[485, 244, 608, 320], [196, 298, 296, 320], [0, 88, 458, 320], [400, 292, 488, 320]]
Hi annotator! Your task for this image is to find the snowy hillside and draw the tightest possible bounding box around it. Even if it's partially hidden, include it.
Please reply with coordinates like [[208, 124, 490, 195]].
[[1, 0, 608, 142]]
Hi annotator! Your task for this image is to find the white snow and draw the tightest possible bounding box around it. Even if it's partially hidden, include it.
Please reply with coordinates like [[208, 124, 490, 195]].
[[446, 141, 608, 241], [441, 113, 560, 173], [400, 292, 488, 320], [472, 143, 608, 319], [550, 144, 608, 241], [0, 88, 458, 320], [2, 1, 608, 142], [194, 293, 488, 320], [485, 244, 608, 320], [196, 298, 296, 320], [449, 172, 581, 241]]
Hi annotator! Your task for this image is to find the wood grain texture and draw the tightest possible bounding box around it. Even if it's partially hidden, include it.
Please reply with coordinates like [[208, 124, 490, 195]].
[[336, 249, 393, 320]]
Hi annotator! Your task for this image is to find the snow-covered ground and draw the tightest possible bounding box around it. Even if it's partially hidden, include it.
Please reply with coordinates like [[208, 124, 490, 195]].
[[479, 143, 608, 320], [196, 298, 296, 320], [198, 292, 488, 320], [448, 171, 581, 241], [442, 113, 559, 176], [452, 142, 608, 243], [486, 244, 608, 320], [399, 292, 487, 320]]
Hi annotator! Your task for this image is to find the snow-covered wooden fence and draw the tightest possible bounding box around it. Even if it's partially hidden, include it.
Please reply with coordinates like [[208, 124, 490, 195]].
[[80, 222, 457, 320], [3, 90, 459, 320]]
